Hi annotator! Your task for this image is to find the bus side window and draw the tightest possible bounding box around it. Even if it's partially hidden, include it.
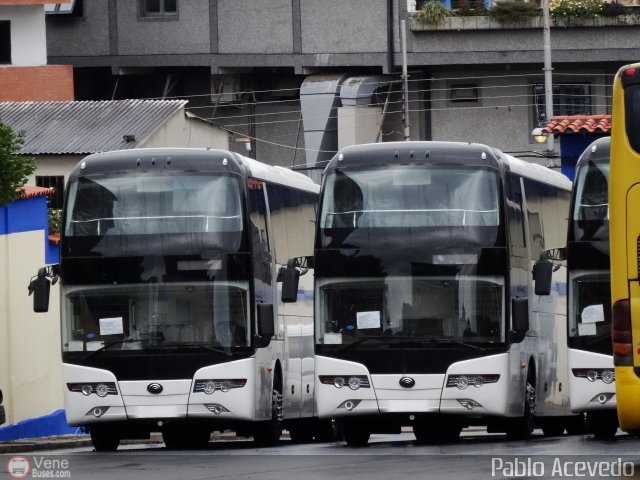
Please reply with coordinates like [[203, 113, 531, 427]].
[[505, 174, 527, 256]]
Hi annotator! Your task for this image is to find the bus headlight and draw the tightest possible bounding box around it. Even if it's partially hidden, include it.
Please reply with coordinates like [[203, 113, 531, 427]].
[[601, 370, 615, 384], [319, 375, 370, 389], [67, 382, 118, 396], [446, 374, 499, 389], [194, 379, 247, 394], [348, 376, 362, 390], [95, 384, 109, 397], [572, 369, 615, 384]]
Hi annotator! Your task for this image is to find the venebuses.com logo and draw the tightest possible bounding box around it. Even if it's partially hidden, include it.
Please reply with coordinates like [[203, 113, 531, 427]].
[[6, 455, 71, 478]]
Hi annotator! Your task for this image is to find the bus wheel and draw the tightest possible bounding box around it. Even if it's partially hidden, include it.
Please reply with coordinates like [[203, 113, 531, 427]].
[[588, 412, 618, 439], [343, 422, 370, 447], [506, 381, 536, 440], [90, 425, 120, 452], [253, 386, 283, 446]]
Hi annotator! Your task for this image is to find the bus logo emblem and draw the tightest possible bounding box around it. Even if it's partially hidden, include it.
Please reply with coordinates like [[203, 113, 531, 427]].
[[147, 383, 163, 394], [399, 377, 415, 388]]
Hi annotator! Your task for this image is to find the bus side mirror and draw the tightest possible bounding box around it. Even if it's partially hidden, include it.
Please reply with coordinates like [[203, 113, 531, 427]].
[[511, 297, 529, 342], [280, 265, 300, 303], [28, 268, 51, 313], [257, 303, 275, 346], [533, 260, 553, 296]]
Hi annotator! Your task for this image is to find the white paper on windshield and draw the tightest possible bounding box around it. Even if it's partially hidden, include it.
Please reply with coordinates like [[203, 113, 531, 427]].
[[357, 311, 381, 329], [99, 317, 124, 336], [323, 333, 343, 344], [581, 304, 605, 324], [578, 322, 597, 336]]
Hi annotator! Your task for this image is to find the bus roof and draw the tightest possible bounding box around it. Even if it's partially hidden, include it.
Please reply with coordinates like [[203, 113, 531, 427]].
[[71, 148, 319, 194], [501, 153, 572, 191], [575, 137, 610, 169], [326, 141, 571, 192]]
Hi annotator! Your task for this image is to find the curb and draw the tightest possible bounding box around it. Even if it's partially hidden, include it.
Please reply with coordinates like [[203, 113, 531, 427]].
[[0, 434, 164, 454]]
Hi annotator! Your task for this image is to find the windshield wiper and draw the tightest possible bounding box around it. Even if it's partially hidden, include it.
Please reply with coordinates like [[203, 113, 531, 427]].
[[158, 342, 233, 357], [82, 339, 143, 360], [422, 338, 488, 351], [337, 336, 388, 352]]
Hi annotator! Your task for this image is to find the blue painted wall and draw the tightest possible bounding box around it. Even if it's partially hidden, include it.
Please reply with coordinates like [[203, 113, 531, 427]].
[[559, 134, 609, 181], [0, 195, 59, 265], [0, 410, 82, 441]]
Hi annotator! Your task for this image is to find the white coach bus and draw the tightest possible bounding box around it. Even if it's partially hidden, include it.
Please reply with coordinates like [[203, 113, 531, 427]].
[[567, 137, 617, 438], [283, 141, 578, 445], [31, 148, 333, 450]]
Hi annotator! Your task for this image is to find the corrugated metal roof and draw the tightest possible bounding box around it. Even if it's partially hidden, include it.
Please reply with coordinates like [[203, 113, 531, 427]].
[[542, 115, 611, 135], [0, 99, 188, 154]]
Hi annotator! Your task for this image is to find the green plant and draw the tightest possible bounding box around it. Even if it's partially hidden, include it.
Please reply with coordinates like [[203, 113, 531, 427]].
[[549, 0, 604, 22], [0, 121, 35, 207], [415, 0, 451, 25], [488, 0, 541, 23], [48, 208, 62, 233]]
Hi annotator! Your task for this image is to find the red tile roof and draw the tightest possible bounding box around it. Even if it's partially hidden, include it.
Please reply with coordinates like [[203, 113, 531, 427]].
[[17, 186, 54, 199], [542, 115, 611, 135]]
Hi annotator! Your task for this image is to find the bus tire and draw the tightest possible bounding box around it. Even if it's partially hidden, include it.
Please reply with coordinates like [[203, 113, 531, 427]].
[[506, 381, 536, 440], [253, 385, 283, 446], [90, 425, 120, 452]]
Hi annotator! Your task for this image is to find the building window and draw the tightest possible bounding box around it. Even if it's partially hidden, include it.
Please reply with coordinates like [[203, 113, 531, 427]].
[[36, 176, 65, 210], [0, 21, 10, 64], [449, 83, 479, 103], [141, 0, 177, 16], [533, 83, 592, 126]]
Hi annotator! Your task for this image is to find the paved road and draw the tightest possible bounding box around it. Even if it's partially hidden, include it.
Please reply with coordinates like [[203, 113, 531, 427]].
[[2, 429, 639, 480]]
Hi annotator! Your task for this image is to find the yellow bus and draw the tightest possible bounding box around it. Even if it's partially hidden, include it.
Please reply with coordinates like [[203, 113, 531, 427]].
[[610, 62, 640, 433]]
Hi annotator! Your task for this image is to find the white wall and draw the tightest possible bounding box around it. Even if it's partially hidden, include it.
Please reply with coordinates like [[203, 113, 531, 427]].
[[0, 5, 47, 66], [0, 230, 63, 425], [142, 111, 230, 150]]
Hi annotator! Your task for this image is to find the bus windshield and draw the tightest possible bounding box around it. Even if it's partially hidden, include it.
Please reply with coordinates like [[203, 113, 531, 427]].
[[571, 161, 609, 242], [65, 173, 243, 240], [316, 275, 504, 346], [61, 281, 250, 353], [320, 167, 499, 231]]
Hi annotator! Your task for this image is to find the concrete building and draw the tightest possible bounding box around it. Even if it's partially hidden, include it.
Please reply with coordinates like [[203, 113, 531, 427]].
[[43, 0, 640, 174], [0, 0, 73, 101]]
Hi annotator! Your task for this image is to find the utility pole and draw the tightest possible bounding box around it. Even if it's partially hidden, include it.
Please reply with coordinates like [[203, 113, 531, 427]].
[[542, 0, 554, 155], [401, 19, 411, 140]]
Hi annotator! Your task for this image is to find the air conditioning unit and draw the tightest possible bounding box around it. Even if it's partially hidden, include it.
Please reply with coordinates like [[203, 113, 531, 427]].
[[211, 76, 241, 104]]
